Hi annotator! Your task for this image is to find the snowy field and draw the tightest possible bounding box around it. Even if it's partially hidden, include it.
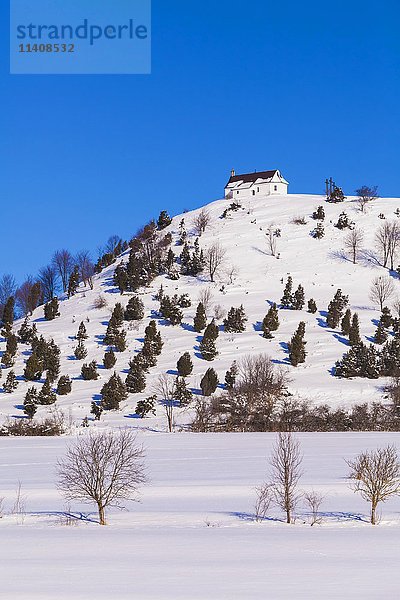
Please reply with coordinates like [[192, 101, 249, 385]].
[[1, 431, 400, 599]]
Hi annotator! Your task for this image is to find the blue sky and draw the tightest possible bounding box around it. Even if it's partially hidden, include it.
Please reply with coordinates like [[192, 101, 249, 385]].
[[1, 0, 399, 282]]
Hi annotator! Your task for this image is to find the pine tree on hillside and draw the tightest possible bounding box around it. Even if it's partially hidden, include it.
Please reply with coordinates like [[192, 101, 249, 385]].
[[37, 378, 56, 405], [114, 328, 127, 352], [57, 375, 72, 395], [204, 319, 219, 341], [311, 223, 325, 239], [349, 313, 361, 346], [199, 334, 218, 362], [312, 206, 325, 220], [111, 303, 124, 328], [178, 219, 187, 246], [67, 266, 80, 298], [135, 396, 156, 418], [3, 371, 18, 393], [45, 341, 61, 383], [114, 265, 129, 294], [223, 305, 247, 333], [380, 307, 393, 329], [288, 322, 307, 367], [262, 303, 280, 339], [124, 296, 145, 321], [341, 309, 352, 336], [225, 361, 238, 389], [81, 360, 99, 381], [101, 372, 128, 410], [125, 361, 146, 394], [103, 349, 117, 369], [157, 210, 172, 231], [18, 317, 36, 344], [74, 340, 88, 360], [91, 401, 103, 421], [200, 368, 219, 396], [23, 388, 37, 419], [194, 302, 207, 332], [177, 352, 193, 377], [335, 343, 380, 379], [173, 377, 193, 406], [374, 321, 388, 345], [180, 243, 191, 273], [24, 351, 43, 381], [281, 276, 294, 309], [307, 299, 317, 314], [293, 285, 305, 310], [44, 298, 60, 321], [76, 321, 88, 341], [326, 289, 349, 329], [2, 296, 15, 327]]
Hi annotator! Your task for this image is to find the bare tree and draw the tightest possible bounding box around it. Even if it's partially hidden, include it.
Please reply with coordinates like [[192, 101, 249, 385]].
[[392, 297, 400, 318], [225, 264, 239, 285], [270, 432, 303, 523], [0, 274, 17, 307], [193, 208, 211, 236], [52, 249, 74, 293], [38, 265, 59, 302], [369, 275, 395, 311], [374, 222, 400, 269], [198, 288, 213, 317], [57, 429, 146, 526], [355, 185, 379, 213], [304, 490, 324, 526], [104, 235, 122, 255], [266, 225, 278, 256], [154, 374, 175, 433], [76, 251, 95, 290], [346, 445, 400, 525], [205, 242, 226, 282], [344, 227, 364, 264], [16, 277, 42, 316], [254, 482, 274, 522], [387, 222, 400, 271]]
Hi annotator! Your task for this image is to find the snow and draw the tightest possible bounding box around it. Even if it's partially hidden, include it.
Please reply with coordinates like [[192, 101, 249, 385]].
[[0, 431, 400, 599]]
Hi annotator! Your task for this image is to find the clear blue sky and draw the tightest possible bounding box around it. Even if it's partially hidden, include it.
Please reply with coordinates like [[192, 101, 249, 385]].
[[1, 0, 399, 282]]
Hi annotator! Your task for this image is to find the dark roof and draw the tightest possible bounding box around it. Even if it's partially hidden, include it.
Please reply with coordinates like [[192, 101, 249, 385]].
[[226, 169, 278, 186]]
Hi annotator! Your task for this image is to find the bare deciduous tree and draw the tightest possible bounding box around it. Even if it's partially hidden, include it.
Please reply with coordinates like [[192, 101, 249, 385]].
[[0, 274, 17, 307], [344, 227, 364, 264], [270, 432, 303, 524], [346, 445, 400, 525], [266, 225, 279, 256], [369, 275, 395, 311], [375, 222, 400, 270], [205, 242, 226, 282], [52, 249, 74, 293], [193, 208, 211, 236], [355, 185, 379, 213], [304, 490, 324, 526], [154, 374, 175, 433], [198, 288, 213, 317], [104, 235, 122, 255], [16, 277, 42, 316], [38, 265, 59, 302], [76, 250, 95, 290], [57, 429, 146, 525], [254, 482, 274, 522]]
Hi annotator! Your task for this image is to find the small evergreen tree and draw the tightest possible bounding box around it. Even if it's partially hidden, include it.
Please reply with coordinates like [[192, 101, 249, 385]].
[[311, 223, 325, 238], [194, 302, 207, 332], [335, 211, 350, 229], [312, 206, 325, 220], [173, 377, 193, 406], [100, 372, 128, 410], [37, 379, 56, 405], [76, 321, 88, 341], [375, 322, 388, 345], [124, 296, 145, 321], [125, 361, 146, 393], [18, 317, 35, 343], [341, 309, 352, 336], [111, 303, 124, 328], [223, 305, 247, 333], [135, 396, 157, 418], [24, 351, 43, 381], [67, 266, 80, 298], [335, 343, 380, 379], [44, 298, 60, 321], [293, 285, 305, 310], [74, 340, 88, 360], [103, 349, 117, 369], [114, 328, 127, 352], [177, 352, 193, 377], [200, 368, 219, 396], [262, 304, 279, 339], [204, 319, 219, 341], [281, 276, 294, 309], [288, 322, 307, 367], [23, 393, 37, 419], [327, 289, 349, 329], [3, 370, 18, 393], [199, 335, 218, 361], [380, 307, 393, 329], [225, 361, 238, 389], [2, 297, 15, 327], [57, 375, 72, 395], [307, 299, 317, 314], [349, 313, 361, 346], [157, 210, 172, 230], [90, 401, 103, 421], [81, 360, 99, 381]]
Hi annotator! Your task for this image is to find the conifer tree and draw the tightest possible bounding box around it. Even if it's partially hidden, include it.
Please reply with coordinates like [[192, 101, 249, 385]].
[[111, 303, 124, 328], [327, 289, 349, 329], [199, 335, 218, 361], [37, 378, 57, 405], [177, 352, 193, 377], [157, 210, 172, 230], [18, 317, 35, 343], [44, 297, 60, 321], [180, 243, 191, 273], [124, 296, 145, 321], [114, 265, 129, 294], [312, 206, 325, 220], [81, 360, 99, 381], [74, 340, 88, 360], [67, 266, 80, 298], [24, 351, 43, 381], [380, 307, 393, 329], [341, 309, 352, 336], [200, 368, 219, 396], [90, 401, 103, 421], [288, 322, 307, 367], [76, 321, 88, 341], [225, 361, 238, 389], [114, 328, 127, 352], [223, 305, 247, 333], [135, 396, 156, 418], [349, 313, 361, 346], [2, 296, 15, 328], [307, 299, 317, 314], [293, 285, 305, 310], [312, 223, 325, 238], [125, 361, 146, 394], [173, 376, 193, 406], [262, 303, 279, 339], [375, 322, 388, 345], [103, 349, 117, 369], [335, 343, 380, 379], [57, 375, 72, 395], [204, 319, 219, 341], [3, 370, 18, 393], [23, 389, 37, 419], [281, 276, 294, 309], [178, 219, 187, 245], [194, 302, 207, 332], [100, 372, 128, 410]]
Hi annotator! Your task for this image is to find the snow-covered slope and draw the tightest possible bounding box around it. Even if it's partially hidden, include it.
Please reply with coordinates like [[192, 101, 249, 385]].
[[3, 192, 400, 429]]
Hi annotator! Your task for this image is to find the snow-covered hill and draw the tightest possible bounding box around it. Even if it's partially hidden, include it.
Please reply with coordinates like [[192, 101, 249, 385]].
[[4, 192, 400, 429]]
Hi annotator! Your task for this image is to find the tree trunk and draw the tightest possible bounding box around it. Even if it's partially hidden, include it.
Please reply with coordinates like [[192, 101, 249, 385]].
[[286, 507, 291, 524], [371, 503, 376, 525], [98, 503, 106, 526]]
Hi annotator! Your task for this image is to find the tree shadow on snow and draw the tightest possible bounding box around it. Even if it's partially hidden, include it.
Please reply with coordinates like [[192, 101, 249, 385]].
[[332, 333, 350, 346], [253, 321, 262, 332]]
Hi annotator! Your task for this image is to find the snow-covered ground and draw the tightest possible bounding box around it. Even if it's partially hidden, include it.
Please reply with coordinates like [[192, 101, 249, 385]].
[[0, 431, 400, 599], [3, 192, 400, 428]]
